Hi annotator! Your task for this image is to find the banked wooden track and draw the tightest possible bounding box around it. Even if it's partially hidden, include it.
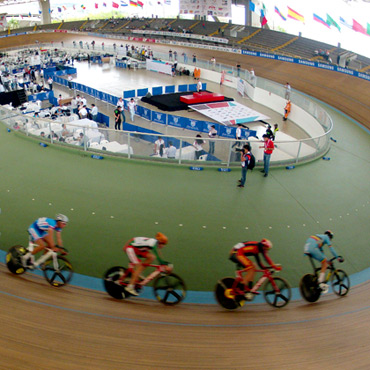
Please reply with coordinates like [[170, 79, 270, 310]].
[[0, 33, 369, 369], [1, 32, 369, 130]]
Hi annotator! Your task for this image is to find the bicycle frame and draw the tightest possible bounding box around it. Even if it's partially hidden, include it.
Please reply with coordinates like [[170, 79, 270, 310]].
[[27, 241, 61, 270], [119, 263, 164, 287], [234, 268, 278, 295], [307, 255, 336, 283]]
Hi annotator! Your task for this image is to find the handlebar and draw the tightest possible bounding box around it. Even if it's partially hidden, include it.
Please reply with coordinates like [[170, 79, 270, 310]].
[[329, 256, 344, 263]]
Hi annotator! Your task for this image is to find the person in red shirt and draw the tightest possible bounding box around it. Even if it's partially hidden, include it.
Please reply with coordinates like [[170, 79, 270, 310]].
[[259, 134, 275, 177], [229, 239, 281, 299]]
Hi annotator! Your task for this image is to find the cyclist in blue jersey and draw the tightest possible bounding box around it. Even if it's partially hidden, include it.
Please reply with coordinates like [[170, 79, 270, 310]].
[[21, 214, 69, 268], [303, 230, 343, 293]]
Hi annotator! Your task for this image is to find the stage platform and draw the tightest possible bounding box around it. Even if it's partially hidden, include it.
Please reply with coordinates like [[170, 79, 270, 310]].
[[141, 91, 233, 112], [180, 91, 224, 105]]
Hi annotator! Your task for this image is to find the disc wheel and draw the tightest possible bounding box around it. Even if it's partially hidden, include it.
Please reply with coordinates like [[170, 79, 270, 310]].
[[331, 269, 350, 297], [103, 266, 128, 299], [42, 256, 73, 287], [214, 277, 244, 310], [6, 245, 27, 275], [263, 277, 291, 308], [153, 273, 186, 305], [299, 274, 321, 303]]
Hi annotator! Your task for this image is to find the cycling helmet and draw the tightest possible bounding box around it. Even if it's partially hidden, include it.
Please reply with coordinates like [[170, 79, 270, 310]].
[[324, 230, 334, 240], [156, 232, 168, 245], [55, 214, 69, 223], [260, 239, 273, 250]]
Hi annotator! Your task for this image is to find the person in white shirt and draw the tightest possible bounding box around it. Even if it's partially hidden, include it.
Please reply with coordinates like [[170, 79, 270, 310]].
[[67, 75, 73, 89], [232, 124, 242, 148], [208, 125, 217, 155], [127, 98, 136, 122], [117, 97, 124, 109], [167, 141, 176, 159], [91, 104, 98, 122], [71, 97, 78, 114], [197, 80, 202, 92], [154, 136, 165, 157], [47, 77, 53, 90], [285, 82, 291, 100], [193, 134, 205, 160], [79, 105, 88, 119], [81, 96, 87, 106], [210, 57, 216, 70]]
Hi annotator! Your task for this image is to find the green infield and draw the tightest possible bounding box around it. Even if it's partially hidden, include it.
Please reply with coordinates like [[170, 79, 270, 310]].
[[0, 110, 369, 291]]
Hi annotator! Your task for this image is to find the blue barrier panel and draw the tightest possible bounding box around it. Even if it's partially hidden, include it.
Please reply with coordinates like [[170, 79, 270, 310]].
[[101, 92, 108, 102], [200, 121, 216, 134], [137, 88, 148, 97], [202, 83, 207, 90], [168, 114, 188, 129], [151, 111, 167, 125], [98, 112, 110, 127], [152, 86, 163, 96], [219, 125, 236, 139], [106, 94, 116, 105], [111, 96, 119, 106], [243, 129, 258, 139], [184, 118, 204, 132], [123, 90, 136, 98], [165, 85, 175, 93], [178, 84, 188, 92], [188, 83, 197, 92], [137, 105, 151, 121]]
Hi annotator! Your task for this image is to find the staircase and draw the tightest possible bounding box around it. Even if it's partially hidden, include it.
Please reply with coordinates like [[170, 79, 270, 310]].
[[17, 89, 27, 105]]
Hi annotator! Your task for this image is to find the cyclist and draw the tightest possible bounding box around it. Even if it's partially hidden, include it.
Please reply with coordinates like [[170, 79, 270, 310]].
[[229, 239, 281, 300], [21, 214, 69, 268], [124, 232, 170, 296], [303, 230, 342, 293]]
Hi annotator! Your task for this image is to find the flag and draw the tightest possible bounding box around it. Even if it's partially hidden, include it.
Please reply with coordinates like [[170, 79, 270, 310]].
[[339, 17, 352, 29], [122, 0, 129, 6], [81, 5, 86, 10], [164, 0, 171, 4], [274, 6, 286, 21], [112, 1, 119, 8], [249, 1, 255, 13], [313, 14, 330, 28], [39, 10, 42, 14], [261, 16, 268, 26], [130, 0, 137, 6], [352, 19, 367, 35], [326, 14, 341, 32], [58, 7, 62, 12], [287, 7, 305, 23], [95, 3, 98, 8], [73, 5, 76, 10], [138, 0, 144, 7], [367, 23, 370, 36], [28, 12, 31, 17], [103, 2, 107, 6], [63, 6, 67, 11]]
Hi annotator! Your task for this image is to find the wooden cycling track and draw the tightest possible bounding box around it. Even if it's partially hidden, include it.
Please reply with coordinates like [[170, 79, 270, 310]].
[[1, 33, 370, 369]]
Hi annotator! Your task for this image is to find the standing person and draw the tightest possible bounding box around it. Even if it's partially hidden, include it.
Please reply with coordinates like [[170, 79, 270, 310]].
[[67, 74, 73, 89], [192, 54, 197, 65], [237, 144, 252, 188], [193, 134, 205, 160], [220, 70, 225, 85], [303, 231, 342, 293], [91, 104, 98, 122], [208, 125, 217, 155], [117, 97, 124, 109], [210, 57, 216, 70], [259, 134, 275, 177], [127, 98, 137, 122], [47, 76, 53, 90], [173, 50, 177, 60], [197, 79, 202, 92], [236, 62, 241, 77], [57, 94, 62, 106], [71, 96, 78, 114], [273, 124, 279, 141], [232, 123, 242, 148], [265, 124, 274, 139], [250, 68, 255, 86], [182, 52, 188, 63], [283, 100, 291, 121], [285, 82, 291, 100], [114, 106, 122, 130], [169, 49, 173, 61]]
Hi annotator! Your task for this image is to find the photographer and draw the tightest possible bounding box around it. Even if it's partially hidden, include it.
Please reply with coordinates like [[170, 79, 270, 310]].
[[237, 144, 252, 188]]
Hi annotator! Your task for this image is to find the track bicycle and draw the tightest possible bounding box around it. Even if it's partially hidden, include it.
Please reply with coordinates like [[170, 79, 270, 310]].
[[299, 255, 349, 302], [5, 243, 73, 287], [103, 262, 186, 305], [215, 266, 291, 310]]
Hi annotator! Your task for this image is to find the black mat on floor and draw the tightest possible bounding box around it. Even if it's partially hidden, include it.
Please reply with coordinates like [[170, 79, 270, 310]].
[[141, 91, 234, 112]]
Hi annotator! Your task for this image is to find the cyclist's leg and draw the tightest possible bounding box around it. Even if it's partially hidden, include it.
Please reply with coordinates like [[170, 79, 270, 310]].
[[236, 254, 255, 289], [129, 252, 155, 286]]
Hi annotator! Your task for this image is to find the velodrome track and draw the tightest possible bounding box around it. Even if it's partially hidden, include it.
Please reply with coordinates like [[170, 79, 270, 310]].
[[0, 32, 370, 369]]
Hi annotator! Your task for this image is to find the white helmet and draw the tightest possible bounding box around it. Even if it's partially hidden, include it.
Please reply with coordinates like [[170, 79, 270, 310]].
[[55, 214, 69, 223]]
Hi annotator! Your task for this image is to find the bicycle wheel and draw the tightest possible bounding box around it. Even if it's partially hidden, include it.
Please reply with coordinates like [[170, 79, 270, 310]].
[[263, 276, 291, 308], [103, 266, 128, 299], [299, 274, 321, 302], [42, 256, 73, 287], [6, 245, 27, 275], [153, 273, 186, 305], [331, 269, 350, 297], [214, 277, 244, 310]]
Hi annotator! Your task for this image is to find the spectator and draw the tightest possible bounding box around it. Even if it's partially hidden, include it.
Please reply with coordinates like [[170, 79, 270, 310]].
[[197, 79, 202, 92], [127, 98, 136, 122], [154, 136, 165, 157], [78, 132, 87, 147], [167, 141, 176, 159], [250, 68, 255, 85], [91, 104, 98, 122], [237, 144, 252, 188], [210, 57, 216, 70], [114, 106, 123, 130], [40, 131, 45, 138], [57, 94, 62, 106], [285, 82, 291, 100], [79, 105, 88, 119], [259, 134, 275, 178], [67, 75, 73, 89], [182, 52, 188, 63], [265, 125, 274, 139], [48, 130, 58, 140], [174, 50, 177, 60], [47, 77, 53, 90], [127, 58, 131, 69], [81, 96, 87, 106], [193, 134, 205, 160], [192, 54, 197, 65], [236, 62, 241, 77], [117, 97, 124, 109], [71, 97, 78, 114], [208, 125, 217, 155], [273, 124, 279, 141], [169, 50, 173, 61], [232, 123, 243, 148]]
